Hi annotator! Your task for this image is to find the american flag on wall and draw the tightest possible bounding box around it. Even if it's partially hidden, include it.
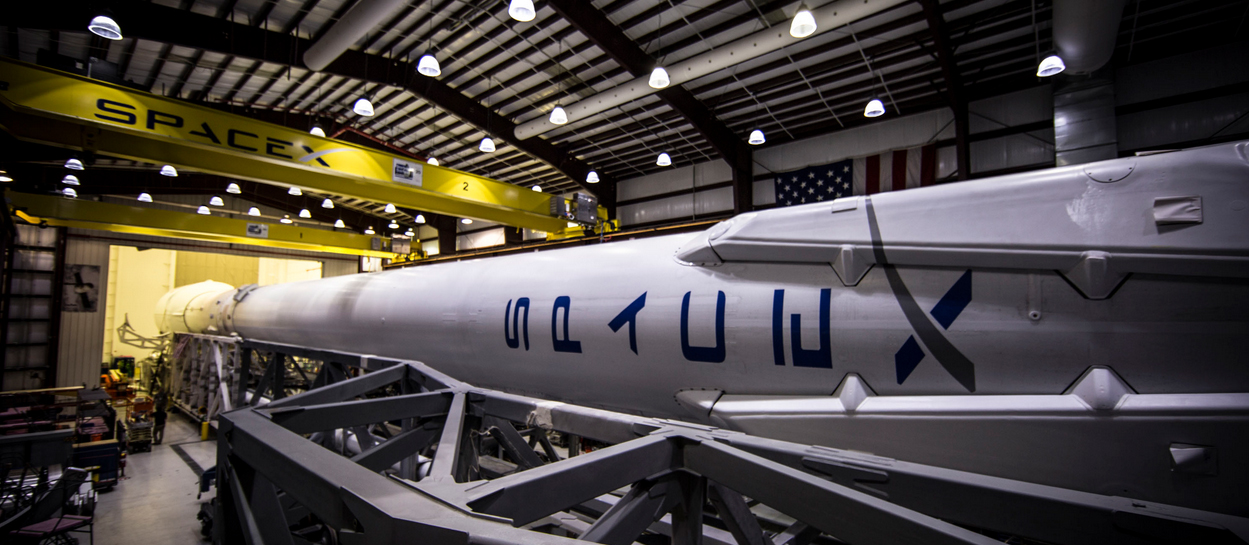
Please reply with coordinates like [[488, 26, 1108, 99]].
[[773, 144, 939, 207]]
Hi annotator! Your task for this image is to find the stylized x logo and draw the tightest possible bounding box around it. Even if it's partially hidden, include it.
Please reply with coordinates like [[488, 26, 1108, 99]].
[[865, 197, 976, 392], [895, 270, 972, 386]]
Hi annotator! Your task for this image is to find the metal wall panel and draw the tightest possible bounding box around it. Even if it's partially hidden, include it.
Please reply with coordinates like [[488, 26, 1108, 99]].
[[1119, 94, 1249, 152], [972, 130, 1056, 174], [618, 186, 734, 226], [459, 228, 507, 250], [1116, 41, 1249, 107], [617, 160, 733, 202], [1054, 78, 1118, 165], [56, 236, 110, 389], [754, 108, 956, 177], [969, 85, 1052, 133], [322, 259, 359, 277]]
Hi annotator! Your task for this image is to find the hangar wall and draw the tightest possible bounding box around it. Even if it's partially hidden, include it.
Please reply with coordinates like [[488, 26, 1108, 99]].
[[613, 42, 1249, 228], [53, 228, 360, 389]]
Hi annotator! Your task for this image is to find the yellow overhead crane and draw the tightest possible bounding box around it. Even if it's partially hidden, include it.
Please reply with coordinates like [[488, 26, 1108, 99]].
[[10, 191, 396, 258], [0, 57, 603, 237]]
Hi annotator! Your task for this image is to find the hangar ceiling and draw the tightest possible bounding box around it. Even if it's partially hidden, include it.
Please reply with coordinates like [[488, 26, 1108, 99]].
[[3, 0, 1246, 229]]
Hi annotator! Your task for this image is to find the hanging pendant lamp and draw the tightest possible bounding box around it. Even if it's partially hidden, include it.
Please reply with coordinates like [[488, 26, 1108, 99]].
[[88, 14, 123, 40], [648, 67, 670, 89], [508, 0, 536, 21], [549, 105, 568, 125], [864, 98, 886, 118], [1037, 54, 1066, 77], [417, 53, 441, 77], [789, 4, 817, 38]]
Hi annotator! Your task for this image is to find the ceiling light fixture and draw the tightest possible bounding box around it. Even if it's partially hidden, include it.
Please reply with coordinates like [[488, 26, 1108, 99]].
[[300, 209, 312, 218], [289, 187, 302, 196], [427, 157, 439, 166], [864, 98, 886, 118], [334, 219, 346, 228], [384, 203, 397, 214], [656, 152, 672, 166], [322, 198, 334, 209], [88, 14, 122, 40], [417, 53, 441, 77], [61, 175, 80, 186], [405, 229, 415, 237], [248, 207, 261, 216], [531, 185, 542, 192], [479, 137, 496, 153], [388, 221, 399, 229], [160, 165, 178, 177], [280, 215, 293, 224], [415, 214, 426, 224], [0, 174, 12, 182], [64, 158, 84, 170], [209, 195, 224, 206], [461, 218, 473, 225], [586, 170, 599, 183], [353, 97, 375, 117], [62, 188, 78, 198], [1037, 54, 1066, 77], [748, 129, 766, 145], [226, 182, 241, 194], [137, 193, 153, 203], [197, 205, 211, 215], [549, 105, 568, 125], [508, 0, 536, 21], [417, 6, 441, 77], [310, 124, 326, 137], [365, 227, 375, 235], [789, 3, 817, 38], [648, 67, 670, 89]]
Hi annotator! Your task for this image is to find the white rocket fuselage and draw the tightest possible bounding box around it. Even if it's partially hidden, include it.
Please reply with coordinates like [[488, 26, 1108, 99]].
[[176, 141, 1249, 515]]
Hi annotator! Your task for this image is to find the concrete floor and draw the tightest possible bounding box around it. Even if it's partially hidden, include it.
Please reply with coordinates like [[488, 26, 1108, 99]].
[[93, 413, 216, 544]]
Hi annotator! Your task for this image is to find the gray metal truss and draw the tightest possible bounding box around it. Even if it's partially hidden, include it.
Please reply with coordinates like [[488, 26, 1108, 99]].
[[214, 341, 1249, 545]]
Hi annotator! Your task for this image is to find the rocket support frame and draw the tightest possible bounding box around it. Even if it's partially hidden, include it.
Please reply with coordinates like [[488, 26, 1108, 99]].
[[213, 337, 1249, 545]]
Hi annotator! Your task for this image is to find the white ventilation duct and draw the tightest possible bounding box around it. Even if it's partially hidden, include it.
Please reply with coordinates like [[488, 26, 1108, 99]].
[[303, 0, 410, 72], [513, 0, 909, 141], [1052, 0, 1128, 75]]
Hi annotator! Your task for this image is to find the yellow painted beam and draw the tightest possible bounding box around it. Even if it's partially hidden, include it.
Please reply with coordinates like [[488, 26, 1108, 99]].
[[0, 58, 598, 232], [9, 191, 396, 258]]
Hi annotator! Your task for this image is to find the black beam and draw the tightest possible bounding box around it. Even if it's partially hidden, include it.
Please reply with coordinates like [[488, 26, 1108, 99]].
[[920, 0, 972, 181], [544, 0, 753, 213], [8, 0, 615, 209], [435, 215, 458, 256]]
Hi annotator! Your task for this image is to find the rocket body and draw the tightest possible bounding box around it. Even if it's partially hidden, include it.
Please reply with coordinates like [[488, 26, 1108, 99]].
[[174, 141, 1249, 515]]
